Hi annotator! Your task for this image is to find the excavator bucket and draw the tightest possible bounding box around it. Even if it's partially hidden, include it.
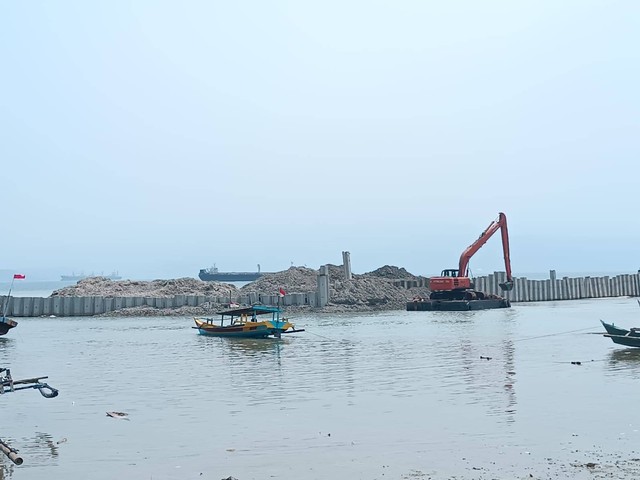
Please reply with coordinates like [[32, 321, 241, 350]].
[[499, 281, 514, 291]]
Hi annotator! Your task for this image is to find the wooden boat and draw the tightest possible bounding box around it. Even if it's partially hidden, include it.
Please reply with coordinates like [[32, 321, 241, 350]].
[[604, 334, 640, 348], [601, 319, 640, 337], [193, 305, 304, 338], [601, 320, 640, 347], [0, 275, 22, 336], [0, 317, 18, 336]]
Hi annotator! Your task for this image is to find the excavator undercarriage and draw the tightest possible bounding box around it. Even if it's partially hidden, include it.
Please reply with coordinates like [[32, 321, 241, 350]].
[[429, 289, 485, 301]]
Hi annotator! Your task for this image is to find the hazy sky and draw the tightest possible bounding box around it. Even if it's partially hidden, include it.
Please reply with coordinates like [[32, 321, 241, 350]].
[[1, 1, 638, 280]]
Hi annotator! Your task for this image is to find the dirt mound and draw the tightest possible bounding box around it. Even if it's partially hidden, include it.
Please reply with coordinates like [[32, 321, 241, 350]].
[[49, 266, 431, 314], [50, 277, 238, 298], [241, 267, 318, 294], [243, 265, 428, 311], [363, 265, 418, 279], [329, 276, 420, 310]]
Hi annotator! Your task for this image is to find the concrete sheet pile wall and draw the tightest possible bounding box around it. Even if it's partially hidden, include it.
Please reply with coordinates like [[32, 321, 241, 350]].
[[475, 271, 640, 303], [5, 270, 634, 317], [1, 290, 320, 317]]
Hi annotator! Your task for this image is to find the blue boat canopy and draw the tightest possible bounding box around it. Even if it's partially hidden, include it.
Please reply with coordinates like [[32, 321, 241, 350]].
[[216, 305, 282, 317]]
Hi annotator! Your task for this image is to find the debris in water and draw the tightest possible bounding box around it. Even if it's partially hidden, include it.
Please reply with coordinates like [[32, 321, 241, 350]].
[[106, 411, 129, 419]]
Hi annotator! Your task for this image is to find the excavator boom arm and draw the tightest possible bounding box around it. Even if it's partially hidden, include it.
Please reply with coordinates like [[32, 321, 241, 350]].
[[457, 212, 513, 284]]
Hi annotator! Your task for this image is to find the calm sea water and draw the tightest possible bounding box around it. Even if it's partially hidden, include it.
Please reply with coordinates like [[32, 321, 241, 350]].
[[0, 281, 73, 299], [1, 298, 640, 480]]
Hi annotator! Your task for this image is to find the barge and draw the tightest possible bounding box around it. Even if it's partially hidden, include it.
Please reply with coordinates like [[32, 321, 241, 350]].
[[407, 297, 511, 311]]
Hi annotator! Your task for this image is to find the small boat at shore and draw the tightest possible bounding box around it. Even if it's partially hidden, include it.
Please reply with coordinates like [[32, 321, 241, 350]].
[[601, 319, 640, 337], [0, 274, 23, 335], [601, 320, 640, 347], [193, 305, 304, 339], [0, 316, 18, 336]]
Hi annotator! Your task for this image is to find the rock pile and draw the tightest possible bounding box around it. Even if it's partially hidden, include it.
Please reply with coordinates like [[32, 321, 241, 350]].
[[49, 266, 430, 316], [240, 267, 318, 295], [51, 277, 238, 298], [364, 265, 417, 279]]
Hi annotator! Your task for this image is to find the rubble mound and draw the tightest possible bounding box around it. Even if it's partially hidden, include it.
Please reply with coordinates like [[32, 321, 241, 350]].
[[329, 276, 417, 310], [50, 276, 238, 298], [241, 267, 318, 294], [48, 266, 431, 314], [363, 265, 418, 279], [243, 265, 428, 311], [325, 263, 348, 279]]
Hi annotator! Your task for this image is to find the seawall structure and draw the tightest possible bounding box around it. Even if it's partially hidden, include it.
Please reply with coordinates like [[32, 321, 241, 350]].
[[394, 270, 640, 303], [2, 270, 639, 317]]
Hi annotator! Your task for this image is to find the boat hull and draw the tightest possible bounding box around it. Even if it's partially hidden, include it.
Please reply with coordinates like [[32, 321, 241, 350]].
[[604, 334, 640, 348], [0, 317, 18, 336], [193, 318, 293, 338], [600, 320, 640, 337], [198, 271, 264, 282], [406, 298, 511, 311]]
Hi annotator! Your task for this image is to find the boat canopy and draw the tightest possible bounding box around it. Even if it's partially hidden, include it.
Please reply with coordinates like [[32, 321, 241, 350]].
[[216, 305, 282, 317]]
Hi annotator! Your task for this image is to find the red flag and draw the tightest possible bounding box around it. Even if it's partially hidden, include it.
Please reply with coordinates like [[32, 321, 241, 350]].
[[278, 287, 286, 297], [13, 274, 25, 280]]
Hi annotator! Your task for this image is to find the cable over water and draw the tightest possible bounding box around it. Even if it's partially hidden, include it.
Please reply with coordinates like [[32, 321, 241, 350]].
[[513, 325, 602, 342]]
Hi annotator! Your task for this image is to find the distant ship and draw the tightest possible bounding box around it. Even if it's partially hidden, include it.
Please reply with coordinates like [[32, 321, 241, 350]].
[[198, 264, 268, 282], [60, 271, 122, 281]]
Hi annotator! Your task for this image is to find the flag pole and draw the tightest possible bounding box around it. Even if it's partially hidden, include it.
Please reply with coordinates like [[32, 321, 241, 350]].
[[2, 277, 15, 318]]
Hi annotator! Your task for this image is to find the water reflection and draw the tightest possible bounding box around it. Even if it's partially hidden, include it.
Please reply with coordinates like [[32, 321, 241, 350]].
[[0, 432, 59, 478], [501, 340, 517, 420], [607, 347, 640, 373], [198, 337, 286, 369], [0, 460, 13, 480], [0, 338, 15, 355], [217, 337, 284, 356], [33, 432, 60, 459], [430, 311, 476, 325], [456, 337, 518, 423]]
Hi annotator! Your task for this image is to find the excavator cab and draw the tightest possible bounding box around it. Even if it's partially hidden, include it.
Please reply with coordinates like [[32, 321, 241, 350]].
[[440, 269, 459, 277]]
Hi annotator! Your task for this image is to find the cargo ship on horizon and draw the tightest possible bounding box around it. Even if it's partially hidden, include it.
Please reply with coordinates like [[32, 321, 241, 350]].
[[198, 264, 268, 282], [60, 271, 122, 282]]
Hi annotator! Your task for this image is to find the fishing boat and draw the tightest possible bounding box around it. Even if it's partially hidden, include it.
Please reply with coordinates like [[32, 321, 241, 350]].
[[198, 264, 268, 282], [601, 320, 640, 347], [601, 319, 640, 337], [0, 316, 18, 336], [193, 305, 304, 338], [60, 271, 121, 281], [0, 274, 22, 335]]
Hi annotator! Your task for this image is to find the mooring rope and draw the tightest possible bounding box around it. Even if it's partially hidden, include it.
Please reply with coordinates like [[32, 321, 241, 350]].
[[304, 329, 355, 344], [513, 325, 601, 342]]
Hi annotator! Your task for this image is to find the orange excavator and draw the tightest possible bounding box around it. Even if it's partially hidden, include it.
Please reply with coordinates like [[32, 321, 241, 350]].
[[429, 212, 514, 301]]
